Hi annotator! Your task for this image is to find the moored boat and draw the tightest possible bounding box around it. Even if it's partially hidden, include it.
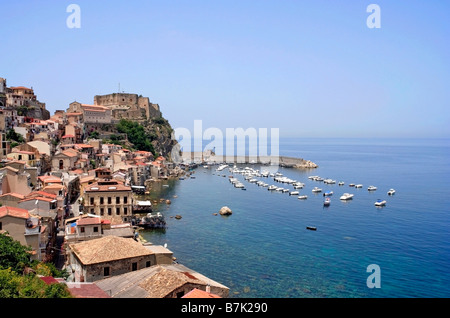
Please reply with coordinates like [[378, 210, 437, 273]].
[[388, 189, 396, 195], [374, 199, 387, 206], [340, 193, 354, 200], [324, 197, 331, 206], [312, 187, 322, 193]]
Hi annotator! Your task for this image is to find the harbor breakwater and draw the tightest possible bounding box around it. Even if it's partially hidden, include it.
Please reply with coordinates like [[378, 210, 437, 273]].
[[180, 152, 318, 169]]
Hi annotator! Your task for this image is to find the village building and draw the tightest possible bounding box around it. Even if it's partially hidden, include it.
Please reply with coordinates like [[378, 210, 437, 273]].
[[67, 236, 169, 282], [0, 206, 49, 261], [82, 179, 133, 223], [0, 165, 32, 196]]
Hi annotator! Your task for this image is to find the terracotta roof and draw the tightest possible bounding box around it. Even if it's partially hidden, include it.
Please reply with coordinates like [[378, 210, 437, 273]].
[[77, 217, 102, 226], [0, 206, 30, 219], [10, 86, 33, 91], [0, 192, 26, 199], [27, 191, 57, 199], [62, 150, 78, 158], [69, 236, 153, 265], [20, 196, 56, 203], [75, 144, 94, 148], [139, 268, 206, 298], [182, 288, 221, 298], [40, 276, 59, 285], [66, 283, 110, 298]]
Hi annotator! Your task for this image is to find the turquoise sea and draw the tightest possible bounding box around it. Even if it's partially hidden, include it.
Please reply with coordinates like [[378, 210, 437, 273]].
[[140, 138, 450, 298]]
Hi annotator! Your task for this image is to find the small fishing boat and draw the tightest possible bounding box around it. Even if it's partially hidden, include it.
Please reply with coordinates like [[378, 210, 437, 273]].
[[298, 195, 308, 200], [306, 226, 317, 231], [324, 197, 331, 206], [289, 191, 300, 196], [338, 181, 345, 186], [368, 185, 377, 191], [355, 184, 363, 188], [323, 191, 333, 196], [374, 199, 387, 206]]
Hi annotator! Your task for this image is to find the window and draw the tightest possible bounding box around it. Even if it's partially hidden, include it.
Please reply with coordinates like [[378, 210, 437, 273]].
[[100, 197, 104, 204], [146, 261, 151, 267], [116, 197, 120, 204], [104, 267, 110, 276], [132, 262, 138, 271], [90, 208, 94, 214], [100, 208, 104, 215], [116, 208, 120, 215], [90, 197, 94, 205], [80, 227, 85, 233], [0, 222, 2, 231], [93, 226, 98, 233], [108, 197, 112, 204], [124, 196, 128, 204], [124, 207, 128, 215], [108, 208, 112, 215]]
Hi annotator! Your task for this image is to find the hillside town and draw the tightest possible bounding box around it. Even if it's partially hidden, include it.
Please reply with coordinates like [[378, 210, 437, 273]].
[[0, 76, 229, 298]]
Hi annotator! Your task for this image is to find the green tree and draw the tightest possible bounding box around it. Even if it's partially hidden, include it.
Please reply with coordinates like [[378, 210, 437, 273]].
[[0, 233, 32, 273], [6, 129, 25, 144]]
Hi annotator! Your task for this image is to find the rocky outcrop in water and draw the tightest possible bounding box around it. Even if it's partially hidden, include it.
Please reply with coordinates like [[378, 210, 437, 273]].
[[219, 206, 233, 216]]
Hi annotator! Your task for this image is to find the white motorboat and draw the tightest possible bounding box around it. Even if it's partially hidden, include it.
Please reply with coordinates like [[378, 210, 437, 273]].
[[374, 199, 387, 206], [340, 193, 354, 200], [312, 187, 322, 193], [368, 186, 377, 191], [387, 189, 396, 195], [282, 189, 290, 193], [323, 191, 333, 196], [268, 185, 277, 191], [349, 183, 355, 187], [289, 191, 300, 196], [338, 181, 345, 186], [217, 164, 229, 171], [298, 195, 308, 200], [234, 182, 245, 188], [355, 184, 363, 188], [324, 197, 331, 206]]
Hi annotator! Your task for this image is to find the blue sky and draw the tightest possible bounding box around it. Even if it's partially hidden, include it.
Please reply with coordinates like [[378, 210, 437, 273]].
[[1, 0, 449, 138]]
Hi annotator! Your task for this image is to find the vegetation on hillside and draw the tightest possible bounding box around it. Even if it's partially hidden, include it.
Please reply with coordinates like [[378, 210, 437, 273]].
[[116, 119, 157, 155]]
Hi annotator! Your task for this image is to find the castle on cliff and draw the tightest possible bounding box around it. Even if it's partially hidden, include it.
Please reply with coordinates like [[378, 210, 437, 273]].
[[68, 92, 161, 124]]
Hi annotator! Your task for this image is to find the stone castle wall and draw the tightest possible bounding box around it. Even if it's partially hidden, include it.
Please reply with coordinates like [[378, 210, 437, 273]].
[[94, 93, 161, 120]]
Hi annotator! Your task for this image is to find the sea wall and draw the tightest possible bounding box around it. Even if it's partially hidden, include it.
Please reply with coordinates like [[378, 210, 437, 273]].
[[180, 152, 318, 169]]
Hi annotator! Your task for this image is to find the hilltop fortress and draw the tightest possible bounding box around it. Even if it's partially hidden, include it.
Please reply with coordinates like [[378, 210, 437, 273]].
[[94, 92, 161, 121], [69, 92, 161, 123]]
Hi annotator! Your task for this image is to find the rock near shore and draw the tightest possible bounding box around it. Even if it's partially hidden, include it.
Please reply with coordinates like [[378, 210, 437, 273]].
[[219, 206, 233, 216]]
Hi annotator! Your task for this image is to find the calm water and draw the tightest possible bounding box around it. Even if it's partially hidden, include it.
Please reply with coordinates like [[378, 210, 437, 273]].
[[141, 138, 450, 298]]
